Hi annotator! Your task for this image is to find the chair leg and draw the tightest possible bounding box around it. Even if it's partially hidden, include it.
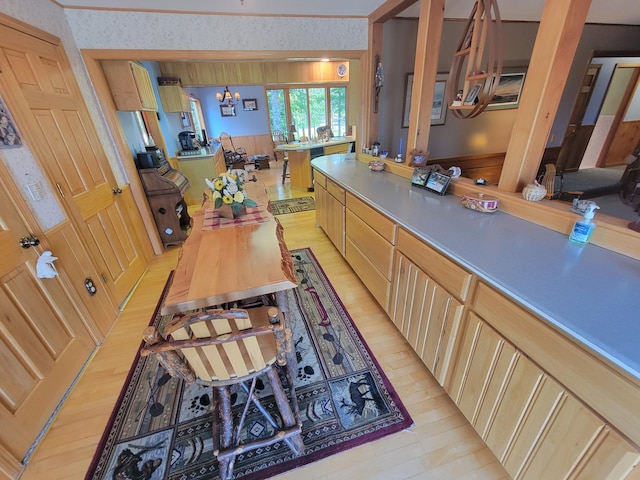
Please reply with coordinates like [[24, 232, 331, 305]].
[[281, 159, 289, 185], [265, 368, 304, 456], [215, 386, 236, 480]]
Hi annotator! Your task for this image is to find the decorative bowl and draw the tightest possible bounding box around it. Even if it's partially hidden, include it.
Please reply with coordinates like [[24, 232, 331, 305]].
[[368, 161, 385, 171]]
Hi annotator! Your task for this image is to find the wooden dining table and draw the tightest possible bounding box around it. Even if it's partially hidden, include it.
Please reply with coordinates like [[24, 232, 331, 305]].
[[160, 181, 298, 317]]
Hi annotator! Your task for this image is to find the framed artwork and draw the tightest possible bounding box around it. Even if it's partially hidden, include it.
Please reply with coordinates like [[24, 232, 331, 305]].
[[464, 84, 481, 105], [220, 104, 236, 117], [242, 98, 258, 111], [402, 73, 414, 128], [488, 71, 527, 110], [402, 73, 448, 128], [431, 73, 448, 126], [0, 95, 22, 148]]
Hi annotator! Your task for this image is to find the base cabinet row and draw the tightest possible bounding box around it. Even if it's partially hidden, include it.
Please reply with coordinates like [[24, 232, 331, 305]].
[[312, 170, 640, 479]]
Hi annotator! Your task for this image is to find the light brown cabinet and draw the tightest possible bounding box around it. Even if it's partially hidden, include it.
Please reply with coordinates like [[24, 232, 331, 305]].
[[345, 192, 396, 313], [448, 310, 640, 479], [314, 171, 328, 233], [313, 172, 345, 256], [158, 85, 190, 112], [325, 179, 345, 256], [101, 60, 157, 111], [312, 170, 640, 479]]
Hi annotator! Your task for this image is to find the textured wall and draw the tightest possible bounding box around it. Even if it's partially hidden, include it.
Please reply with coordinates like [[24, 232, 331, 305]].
[[63, 10, 368, 51]]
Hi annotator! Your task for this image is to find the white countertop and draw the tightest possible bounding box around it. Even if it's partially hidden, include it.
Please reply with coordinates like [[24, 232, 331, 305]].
[[275, 137, 354, 151], [312, 155, 640, 380]]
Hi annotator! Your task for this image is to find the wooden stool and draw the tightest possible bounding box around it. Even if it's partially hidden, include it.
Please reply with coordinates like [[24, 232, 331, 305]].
[[141, 306, 304, 480]]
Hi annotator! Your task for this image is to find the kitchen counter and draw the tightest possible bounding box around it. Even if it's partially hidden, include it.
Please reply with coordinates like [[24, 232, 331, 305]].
[[312, 155, 640, 380], [275, 136, 355, 151], [276, 137, 354, 191]]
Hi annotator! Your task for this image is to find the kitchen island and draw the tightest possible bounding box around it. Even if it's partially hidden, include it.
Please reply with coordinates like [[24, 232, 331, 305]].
[[312, 154, 640, 479], [275, 137, 354, 191], [172, 146, 226, 205]]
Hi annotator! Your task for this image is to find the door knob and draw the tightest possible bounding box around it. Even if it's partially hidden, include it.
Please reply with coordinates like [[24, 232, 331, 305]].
[[112, 187, 123, 194], [19, 234, 40, 249]]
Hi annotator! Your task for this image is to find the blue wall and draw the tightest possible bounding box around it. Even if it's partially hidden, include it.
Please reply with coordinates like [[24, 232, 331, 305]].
[[185, 85, 270, 141]]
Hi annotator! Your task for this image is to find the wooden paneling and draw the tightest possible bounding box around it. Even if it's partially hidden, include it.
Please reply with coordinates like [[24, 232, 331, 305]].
[[159, 61, 350, 87], [472, 281, 640, 448]]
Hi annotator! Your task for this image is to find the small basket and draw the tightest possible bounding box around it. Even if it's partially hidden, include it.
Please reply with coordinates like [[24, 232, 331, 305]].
[[522, 182, 547, 202], [368, 161, 385, 172]]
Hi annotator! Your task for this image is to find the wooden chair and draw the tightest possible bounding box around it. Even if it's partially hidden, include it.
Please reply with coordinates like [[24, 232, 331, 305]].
[[141, 306, 304, 480]]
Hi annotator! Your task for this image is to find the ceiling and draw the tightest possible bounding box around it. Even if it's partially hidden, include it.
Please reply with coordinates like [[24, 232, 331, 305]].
[[54, 0, 640, 26]]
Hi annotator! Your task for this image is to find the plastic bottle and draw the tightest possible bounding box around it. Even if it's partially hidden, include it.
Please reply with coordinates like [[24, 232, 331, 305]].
[[569, 203, 599, 244]]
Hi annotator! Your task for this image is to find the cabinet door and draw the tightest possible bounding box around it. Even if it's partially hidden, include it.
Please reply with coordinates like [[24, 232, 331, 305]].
[[448, 312, 636, 480], [314, 181, 328, 232], [390, 251, 464, 386], [326, 182, 345, 256], [102, 60, 157, 111], [158, 85, 190, 112], [130, 62, 158, 110]]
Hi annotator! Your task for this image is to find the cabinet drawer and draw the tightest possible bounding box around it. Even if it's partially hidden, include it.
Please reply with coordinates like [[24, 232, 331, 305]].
[[346, 192, 396, 243], [346, 210, 393, 279], [397, 228, 472, 301], [314, 170, 327, 189], [327, 179, 345, 204], [346, 237, 390, 313]]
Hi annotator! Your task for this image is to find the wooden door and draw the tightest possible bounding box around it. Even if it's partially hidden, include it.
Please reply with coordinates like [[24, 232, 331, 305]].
[[0, 173, 95, 470], [556, 64, 601, 172], [0, 21, 146, 304]]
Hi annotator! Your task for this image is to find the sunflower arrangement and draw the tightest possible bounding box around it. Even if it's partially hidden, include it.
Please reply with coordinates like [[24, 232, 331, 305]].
[[205, 172, 257, 216]]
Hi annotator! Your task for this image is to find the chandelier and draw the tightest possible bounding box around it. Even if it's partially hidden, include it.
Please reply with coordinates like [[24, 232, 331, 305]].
[[216, 86, 240, 106]]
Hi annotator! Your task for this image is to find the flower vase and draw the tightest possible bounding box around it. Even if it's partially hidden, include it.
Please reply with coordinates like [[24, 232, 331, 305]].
[[218, 204, 246, 219]]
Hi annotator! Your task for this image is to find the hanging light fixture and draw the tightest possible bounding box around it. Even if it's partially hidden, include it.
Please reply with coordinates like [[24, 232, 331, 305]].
[[216, 86, 241, 106]]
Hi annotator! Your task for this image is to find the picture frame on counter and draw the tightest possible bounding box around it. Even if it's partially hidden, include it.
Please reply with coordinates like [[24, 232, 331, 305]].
[[242, 99, 258, 111], [220, 104, 236, 117], [425, 171, 452, 195], [411, 166, 451, 195]]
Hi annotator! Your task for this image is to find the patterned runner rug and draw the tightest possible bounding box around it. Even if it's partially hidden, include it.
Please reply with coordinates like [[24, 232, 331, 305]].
[[87, 248, 412, 480], [270, 197, 315, 215]]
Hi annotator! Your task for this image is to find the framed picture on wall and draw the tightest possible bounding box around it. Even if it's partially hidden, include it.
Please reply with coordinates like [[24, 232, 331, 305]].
[[220, 104, 236, 117], [242, 99, 257, 111], [488, 70, 527, 110], [431, 73, 448, 126], [402, 73, 414, 128], [402, 72, 448, 127], [0, 95, 22, 148]]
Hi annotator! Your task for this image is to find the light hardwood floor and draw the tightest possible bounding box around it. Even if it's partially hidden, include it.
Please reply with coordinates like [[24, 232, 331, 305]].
[[20, 160, 510, 480]]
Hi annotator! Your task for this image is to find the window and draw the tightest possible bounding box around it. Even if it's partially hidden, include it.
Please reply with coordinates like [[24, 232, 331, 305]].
[[134, 111, 150, 145], [266, 85, 347, 141], [189, 97, 208, 142]]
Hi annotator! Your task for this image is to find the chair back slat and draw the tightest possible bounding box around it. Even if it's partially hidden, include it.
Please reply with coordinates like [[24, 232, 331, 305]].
[[158, 308, 278, 384], [190, 322, 230, 380], [241, 336, 267, 373], [172, 326, 212, 381]]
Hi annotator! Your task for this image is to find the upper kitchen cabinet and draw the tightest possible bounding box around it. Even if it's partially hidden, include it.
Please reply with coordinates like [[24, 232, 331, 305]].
[[157, 78, 190, 113], [101, 60, 158, 111]]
